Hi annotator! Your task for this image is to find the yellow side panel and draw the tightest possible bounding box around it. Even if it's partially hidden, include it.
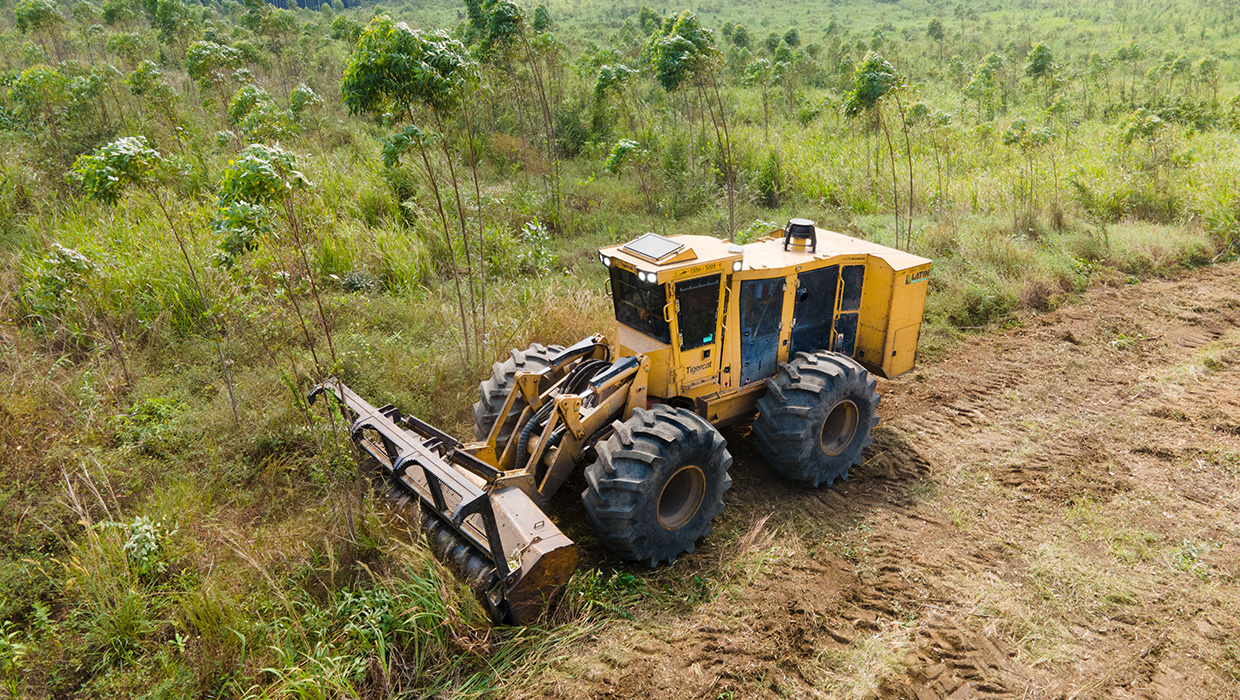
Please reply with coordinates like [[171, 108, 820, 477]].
[[888, 325, 921, 376], [856, 260, 894, 371], [616, 324, 672, 399], [882, 263, 931, 376]]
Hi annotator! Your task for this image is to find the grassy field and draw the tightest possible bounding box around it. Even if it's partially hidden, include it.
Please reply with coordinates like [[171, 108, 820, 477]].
[[1, 0, 1238, 696]]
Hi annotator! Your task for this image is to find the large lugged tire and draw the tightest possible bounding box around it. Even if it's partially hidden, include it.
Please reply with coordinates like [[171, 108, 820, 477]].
[[472, 343, 565, 445], [754, 351, 879, 487], [582, 405, 732, 567]]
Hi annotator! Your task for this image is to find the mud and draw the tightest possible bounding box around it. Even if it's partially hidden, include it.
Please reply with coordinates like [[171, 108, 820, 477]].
[[535, 264, 1240, 700]]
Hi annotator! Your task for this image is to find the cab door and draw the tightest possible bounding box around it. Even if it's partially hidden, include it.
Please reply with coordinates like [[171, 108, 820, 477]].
[[832, 264, 866, 356], [790, 264, 839, 356], [671, 274, 723, 392], [738, 277, 785, 386]]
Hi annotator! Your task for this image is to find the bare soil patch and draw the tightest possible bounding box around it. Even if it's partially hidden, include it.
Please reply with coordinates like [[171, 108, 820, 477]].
[[530, 264, 1240, 700]]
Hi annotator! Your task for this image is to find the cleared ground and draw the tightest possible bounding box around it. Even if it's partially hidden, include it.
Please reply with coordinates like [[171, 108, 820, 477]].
[[530, 263, 1240, 699]]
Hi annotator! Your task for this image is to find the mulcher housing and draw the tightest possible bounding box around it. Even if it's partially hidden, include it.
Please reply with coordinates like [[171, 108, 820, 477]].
[[314, 221, 931, 623]]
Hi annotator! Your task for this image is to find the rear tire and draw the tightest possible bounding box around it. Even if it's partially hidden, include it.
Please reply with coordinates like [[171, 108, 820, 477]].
[[754, 351, 879, 487], [472, 343, 565, 446], [583, 405, 732, 567]]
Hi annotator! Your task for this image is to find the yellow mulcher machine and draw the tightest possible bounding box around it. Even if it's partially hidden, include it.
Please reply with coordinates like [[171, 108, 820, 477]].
[[312, 219, 931, 623]]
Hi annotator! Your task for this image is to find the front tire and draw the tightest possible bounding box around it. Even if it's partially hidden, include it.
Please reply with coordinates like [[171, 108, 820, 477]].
[[472, 343, 565, 446], [754, 351, 879, 487], [583, 405, 732, 567]]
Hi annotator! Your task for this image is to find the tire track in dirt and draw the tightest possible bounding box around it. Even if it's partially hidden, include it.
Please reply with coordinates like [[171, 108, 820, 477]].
[[538, 264, 1240, 700], [868, 266, 1240, 700]]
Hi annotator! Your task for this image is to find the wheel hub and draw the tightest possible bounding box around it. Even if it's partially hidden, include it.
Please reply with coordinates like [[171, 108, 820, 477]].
[[658, 465, 706, 530], [819, 400, 859, 456]]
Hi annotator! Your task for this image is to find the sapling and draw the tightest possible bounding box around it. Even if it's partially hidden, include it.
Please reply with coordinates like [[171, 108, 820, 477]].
[[645, 11, 736, 239], [212, 144, 332, 368], [71, 136, 240, 425], [342, 18, 489, 365], [846, 53, 914, 249]]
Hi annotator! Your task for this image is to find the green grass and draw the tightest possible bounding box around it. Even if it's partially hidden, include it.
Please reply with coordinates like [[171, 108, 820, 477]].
[[4, 0, 1240, 695]]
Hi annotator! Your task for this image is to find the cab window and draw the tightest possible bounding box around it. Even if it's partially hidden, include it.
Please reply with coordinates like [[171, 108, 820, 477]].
[[841, 264, 865, 311], [675, 275, 721, 350], [610, 266, 671, 344]]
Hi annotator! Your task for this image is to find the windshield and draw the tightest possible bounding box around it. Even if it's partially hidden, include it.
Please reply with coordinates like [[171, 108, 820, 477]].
[[610, 266, 670, 344]]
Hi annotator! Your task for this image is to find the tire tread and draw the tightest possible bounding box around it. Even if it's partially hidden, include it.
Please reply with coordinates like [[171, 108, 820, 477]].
[[753, 351, 880, 487], [582, 405, 732, 566]]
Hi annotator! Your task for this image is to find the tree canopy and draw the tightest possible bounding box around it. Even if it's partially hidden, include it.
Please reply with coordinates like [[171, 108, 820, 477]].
[[340, 16, 476, 119]]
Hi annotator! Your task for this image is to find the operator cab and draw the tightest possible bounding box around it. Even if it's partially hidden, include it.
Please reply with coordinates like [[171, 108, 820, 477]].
[[598, 221, 931, 422], [599, 233, 741, 402]]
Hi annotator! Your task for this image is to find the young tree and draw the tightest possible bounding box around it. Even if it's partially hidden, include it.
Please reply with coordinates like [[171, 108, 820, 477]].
[[476, 1, 564, 223], [532, 4, 551, 32], [288, 83, 322, 131], [329, 14, 361, 43], [1084, 51, 1111, 116], [926, 17, 945, 64], [72, 1, 103, 60], [1169, 54, 1192, 95], [16, 0, 66, 61], [212, 144, 335, 370], [645, 11, 737, 238], [763, 30, 780, 54], [1113, 40, 1146, 105], [107, 31, 149, 68], [341, 17, 487, 365], [1122, 107, 1170, 199], [23, 242, 133, 387], [8, 65, 75, 163], [963, 52, 1003, 120], [594, 63, 655, 213], [637, 4, 660, 34], [260, 8, 300, 91], [186, 40, 243, 110], [125, 60, 180, 145], [594, 63, 640, 130], [742, 57, 778, 139], [1025, 42, 1054, 104], [1001, 118, 1053, 230], [227, 84, 293, 142], [773, 42, 804, 108], [731, 24, 750, 50], [845, 52, 914, 249], [908, 102, 952, 212], [71, 137, 240, 425], [101, 0, 136, 27], [1196, 55, 1219, 103], [152, 0, 194, 56]]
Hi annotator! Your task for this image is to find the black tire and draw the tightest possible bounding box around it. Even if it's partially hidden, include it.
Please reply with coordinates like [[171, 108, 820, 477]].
[[753, 351, 879, 487], [472, 343, 565, 445], [582, 405, 732, 567]]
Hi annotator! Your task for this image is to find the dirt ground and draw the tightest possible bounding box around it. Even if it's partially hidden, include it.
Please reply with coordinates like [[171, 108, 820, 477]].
[[532, 263, 1240, 699]]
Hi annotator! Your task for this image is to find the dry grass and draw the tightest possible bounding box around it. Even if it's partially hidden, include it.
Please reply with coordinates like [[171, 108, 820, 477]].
[[814, 623, 917, 700]]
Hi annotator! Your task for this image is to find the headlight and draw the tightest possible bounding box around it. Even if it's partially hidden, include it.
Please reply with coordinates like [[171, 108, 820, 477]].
[[732, 260, 743, 272], [602, 255, 612, 267], [637, 271, 649, 283]]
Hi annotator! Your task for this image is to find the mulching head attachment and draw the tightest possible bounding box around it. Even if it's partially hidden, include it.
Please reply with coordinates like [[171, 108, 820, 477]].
[[310, 380, 578, 624]]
